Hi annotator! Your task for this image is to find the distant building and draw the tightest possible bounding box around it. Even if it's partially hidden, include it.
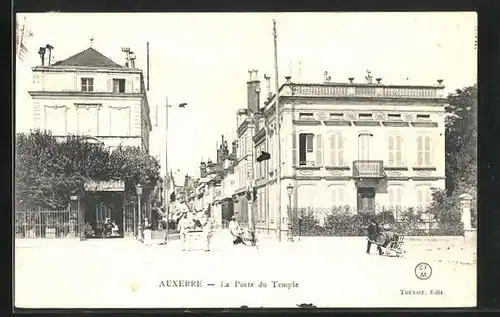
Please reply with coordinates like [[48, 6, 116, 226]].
[[253, 72, 447, 239], [231, 70, 261, 227], [28, 46, 152, 152]]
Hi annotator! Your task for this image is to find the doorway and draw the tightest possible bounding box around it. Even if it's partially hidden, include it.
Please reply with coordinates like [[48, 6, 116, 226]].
[[83, 194, 124, 238], [357, 187, 375, 213]]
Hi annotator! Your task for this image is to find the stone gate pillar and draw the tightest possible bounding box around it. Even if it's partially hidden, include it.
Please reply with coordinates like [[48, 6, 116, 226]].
[[459, 193, 473, 230], [459, 193, 475, 249]]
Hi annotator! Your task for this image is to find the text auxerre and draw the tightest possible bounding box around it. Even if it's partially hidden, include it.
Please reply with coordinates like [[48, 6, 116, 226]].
[[159, 280, 204, 288]]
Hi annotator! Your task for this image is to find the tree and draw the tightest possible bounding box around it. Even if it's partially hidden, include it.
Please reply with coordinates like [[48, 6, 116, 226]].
[[107, 145, 161, 196], [445, 84, 477, 196], [15, 130, 161, 209], [429, 84, 477, 228]]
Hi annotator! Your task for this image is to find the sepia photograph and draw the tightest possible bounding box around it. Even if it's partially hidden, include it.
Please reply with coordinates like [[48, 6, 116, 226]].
[[14, 12, 477, 309]]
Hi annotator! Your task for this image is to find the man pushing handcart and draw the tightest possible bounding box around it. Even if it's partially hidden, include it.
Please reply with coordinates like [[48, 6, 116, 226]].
[[366, 218, 405, 257]]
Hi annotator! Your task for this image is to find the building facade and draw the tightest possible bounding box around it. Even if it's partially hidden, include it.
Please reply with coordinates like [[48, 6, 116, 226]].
[[227, 70, 264, 227], [253, 73, 447, 238], [28, 46, 152, 152]]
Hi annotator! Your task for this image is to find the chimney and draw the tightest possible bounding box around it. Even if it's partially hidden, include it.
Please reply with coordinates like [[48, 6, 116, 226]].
[[264, 74, 271, 99], [129, 52, 136, 68], [38, 47, 46, 66], [200, 161, 207, 178], [45, 44, 54, 66], [247, 69, 261, 114]]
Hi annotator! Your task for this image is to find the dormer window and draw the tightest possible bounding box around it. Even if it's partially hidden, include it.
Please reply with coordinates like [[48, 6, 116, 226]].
[[81, 78, 94, 92], [388, 114, 402, 121], [417, 114, 431, 121], [358, 113, 373, 120], [112, 79, 126, 93]]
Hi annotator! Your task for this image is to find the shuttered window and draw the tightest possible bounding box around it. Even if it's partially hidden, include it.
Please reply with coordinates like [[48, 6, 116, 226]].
[[416, 186, 432, 211], [388, 186, 403, 220], [330, 185, 346, 207], [315, 134, 323, 166], [388, 134, 405, 167], [329, 133, 344, 166], [417, 135, 433, 167]]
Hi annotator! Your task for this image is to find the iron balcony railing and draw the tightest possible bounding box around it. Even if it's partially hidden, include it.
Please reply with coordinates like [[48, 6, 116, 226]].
[[352, 160, 386, 178]]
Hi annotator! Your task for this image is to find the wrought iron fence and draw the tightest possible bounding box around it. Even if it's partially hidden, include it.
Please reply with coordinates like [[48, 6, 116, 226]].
[[15, 208, 81, 239], [290, 207, 464, 237]]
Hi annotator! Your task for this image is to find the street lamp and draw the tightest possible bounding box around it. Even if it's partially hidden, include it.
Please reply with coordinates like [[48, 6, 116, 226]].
[[136, 183, 143, 242], [286, 183, 294, 242]]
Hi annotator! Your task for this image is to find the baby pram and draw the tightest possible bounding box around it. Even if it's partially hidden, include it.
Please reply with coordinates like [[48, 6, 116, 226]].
[[369, 231, 405, 257]]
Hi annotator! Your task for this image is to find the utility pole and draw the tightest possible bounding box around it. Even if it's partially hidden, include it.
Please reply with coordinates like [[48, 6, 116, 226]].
[[164, 97, 170, 243], [273, 19, 282, 242]]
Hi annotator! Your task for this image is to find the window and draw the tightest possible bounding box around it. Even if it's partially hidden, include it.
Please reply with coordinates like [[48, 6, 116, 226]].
[[416, 186, 432, 211], [76, 105, 100, 135], [112, 79, 126, 93], [416, 135, 433, 167], [388, 134, 404, 167], [81, 78, 94, 92], [109, 107, 131, 136], [329, 133, 344, 166], [330, 185, 346, 207], [417, 114, 431, 121], [299, 113, 314, 119], [388, 186, 403, 220], [388, 114, 401, 121], [358, 133, 373, 160], [359, 113, 373, 120], [299, 133, 315, 166], [330, 113, 344, 120], [44, 106, 67, 135]]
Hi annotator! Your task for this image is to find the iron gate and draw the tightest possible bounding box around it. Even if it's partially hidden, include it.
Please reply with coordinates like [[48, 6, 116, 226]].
[[15, 204, 82, 239]]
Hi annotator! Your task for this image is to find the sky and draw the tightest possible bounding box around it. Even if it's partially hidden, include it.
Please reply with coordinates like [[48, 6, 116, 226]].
[[16, 12, 477, 178]]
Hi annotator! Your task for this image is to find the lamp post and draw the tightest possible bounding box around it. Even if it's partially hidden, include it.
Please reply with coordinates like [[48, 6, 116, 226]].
[[286, 183, 294, 242], [136, 183, 143, 242]]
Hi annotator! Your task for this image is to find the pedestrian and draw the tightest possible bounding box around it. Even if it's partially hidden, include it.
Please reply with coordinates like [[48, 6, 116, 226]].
[[143, 218, 152, 246], [366, 217, 383, 255], [178, 212, 192, 251], [228, 215, 245, 246], [202, 208, 215, 251]]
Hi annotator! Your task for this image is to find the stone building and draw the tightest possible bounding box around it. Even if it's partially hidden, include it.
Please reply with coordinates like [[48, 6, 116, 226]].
[[27, 45, 153, 237], [252, 71, 447, 239], [29, 46, 152, 152]]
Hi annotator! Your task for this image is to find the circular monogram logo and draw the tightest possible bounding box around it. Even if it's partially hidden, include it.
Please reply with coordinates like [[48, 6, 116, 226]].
[[415, 262, 432, 280]]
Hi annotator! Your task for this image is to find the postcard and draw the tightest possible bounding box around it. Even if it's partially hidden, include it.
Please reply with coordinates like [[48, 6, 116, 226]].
[[14, 11, 477, 309]]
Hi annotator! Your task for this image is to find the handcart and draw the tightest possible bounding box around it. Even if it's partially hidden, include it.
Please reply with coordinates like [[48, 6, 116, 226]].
[[370, 231, 406, 258]]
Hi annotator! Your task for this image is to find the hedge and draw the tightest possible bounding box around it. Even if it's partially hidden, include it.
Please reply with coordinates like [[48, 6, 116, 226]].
[[290, 206, 464, 237]]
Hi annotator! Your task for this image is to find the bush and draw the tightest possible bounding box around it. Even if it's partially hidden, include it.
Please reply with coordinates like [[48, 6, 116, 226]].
[[290, 205, 465, 237]]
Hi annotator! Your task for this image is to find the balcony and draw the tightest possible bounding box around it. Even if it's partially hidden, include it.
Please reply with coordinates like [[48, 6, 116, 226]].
[[352, 161, 386, 178]]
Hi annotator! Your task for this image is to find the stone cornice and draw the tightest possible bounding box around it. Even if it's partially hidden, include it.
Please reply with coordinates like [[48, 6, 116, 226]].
[[28, 91, 145, 99], [32, 66, 143, 74]]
